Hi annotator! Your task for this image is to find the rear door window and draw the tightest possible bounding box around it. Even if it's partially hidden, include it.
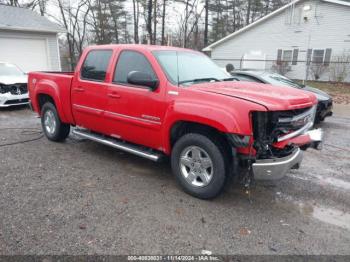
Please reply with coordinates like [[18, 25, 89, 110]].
[[81, 50, 113, 81]]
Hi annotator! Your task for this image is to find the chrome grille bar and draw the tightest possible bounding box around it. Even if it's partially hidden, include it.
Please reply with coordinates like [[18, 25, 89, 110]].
[[277, 105, 316, 142]]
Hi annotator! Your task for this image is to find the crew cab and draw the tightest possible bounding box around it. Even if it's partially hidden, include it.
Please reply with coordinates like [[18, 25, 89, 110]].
[[28, 45, 323, 199]]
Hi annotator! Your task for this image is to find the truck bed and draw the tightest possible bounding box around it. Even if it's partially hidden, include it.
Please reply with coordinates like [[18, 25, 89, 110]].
[[28, 71, 75, 124]]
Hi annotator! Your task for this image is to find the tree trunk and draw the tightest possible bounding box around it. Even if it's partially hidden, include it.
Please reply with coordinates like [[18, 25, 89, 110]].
[[204, 0, 209, 46], [246, 0, 251, 25], [153, 0, 157, 44], [57, 0, 75, 70], [147, 0, 153, 44], [132, 0, 139, 43], [183, 0, 189, 48], [161, 0, 166, 45]]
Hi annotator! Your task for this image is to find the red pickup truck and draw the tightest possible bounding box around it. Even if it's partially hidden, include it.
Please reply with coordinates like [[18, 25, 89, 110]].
[[28, 44, 322, 199]]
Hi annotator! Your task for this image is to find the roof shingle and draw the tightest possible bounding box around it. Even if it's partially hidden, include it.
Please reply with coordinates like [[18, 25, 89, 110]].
[[0, 4, 65, 33]]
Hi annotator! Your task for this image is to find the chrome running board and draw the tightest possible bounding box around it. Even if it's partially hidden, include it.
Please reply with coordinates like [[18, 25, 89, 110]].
[[72, 129, 162, 162]]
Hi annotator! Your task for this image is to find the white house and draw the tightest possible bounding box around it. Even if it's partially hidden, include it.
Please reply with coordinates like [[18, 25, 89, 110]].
[[203, 0, 350, 82], [0, 4, 64, 72]]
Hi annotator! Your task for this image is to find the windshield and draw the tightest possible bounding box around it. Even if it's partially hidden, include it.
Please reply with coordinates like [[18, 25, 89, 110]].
[[262, 73, 303, 89], [153, 50, 229, 85], [0, 63, 24, 76]]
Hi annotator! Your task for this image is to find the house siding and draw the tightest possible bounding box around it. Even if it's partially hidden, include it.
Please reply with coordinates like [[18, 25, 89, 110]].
[[0, 30, 60, 70], [210, 0, 350, 81]]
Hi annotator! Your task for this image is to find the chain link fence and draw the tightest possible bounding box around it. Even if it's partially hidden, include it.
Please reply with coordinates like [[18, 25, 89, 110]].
[[213, 58, 350, 83]]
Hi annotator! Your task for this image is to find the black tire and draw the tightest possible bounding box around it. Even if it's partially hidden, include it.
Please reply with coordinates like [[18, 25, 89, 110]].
[[41, 102, 70, 142], [171, 133, 228, 199]]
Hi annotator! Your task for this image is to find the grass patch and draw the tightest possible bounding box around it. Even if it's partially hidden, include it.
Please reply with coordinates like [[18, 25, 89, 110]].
[[304, 81, 350, 95], [293, 80, 350, 104]]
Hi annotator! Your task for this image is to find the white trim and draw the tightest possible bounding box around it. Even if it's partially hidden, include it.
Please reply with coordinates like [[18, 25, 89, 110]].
[[323, 0, 350, 6], [45, 37, 51, 70], [202, 0, 350, 51], [56, 34, 62, 71], [0, 26, 66, 34]]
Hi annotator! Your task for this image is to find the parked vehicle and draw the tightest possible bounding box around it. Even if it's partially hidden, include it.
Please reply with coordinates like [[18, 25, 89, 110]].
[[230, 70, 333, 123], [0, 62, 29, 107], [28, 45, 322, 199]]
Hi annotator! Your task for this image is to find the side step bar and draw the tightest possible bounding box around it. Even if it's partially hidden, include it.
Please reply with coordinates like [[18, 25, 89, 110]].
[[72, 129, 163, 162]]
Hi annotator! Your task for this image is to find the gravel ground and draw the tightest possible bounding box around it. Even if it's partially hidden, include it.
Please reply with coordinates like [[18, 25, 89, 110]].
[[0, 105, 350, 255]]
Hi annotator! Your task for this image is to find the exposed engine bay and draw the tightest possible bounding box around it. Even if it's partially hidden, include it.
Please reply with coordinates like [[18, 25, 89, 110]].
[[252, 106, 316, 159]]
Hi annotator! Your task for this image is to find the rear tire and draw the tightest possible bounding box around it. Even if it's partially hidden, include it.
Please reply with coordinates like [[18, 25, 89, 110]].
[[171, 133, 228, 199], [41, 102, 70, 142]]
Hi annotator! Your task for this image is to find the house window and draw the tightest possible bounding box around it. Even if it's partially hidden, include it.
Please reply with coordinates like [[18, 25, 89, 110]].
[[312, 49, 325, 64], [277, 49, 297, 65], [311, 49, 332, 66], [282, 50, 293, 63]]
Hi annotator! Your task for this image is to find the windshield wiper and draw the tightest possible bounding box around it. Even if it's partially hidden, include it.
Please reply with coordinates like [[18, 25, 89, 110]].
[[221, 77, 240, 81], [178, 78, 220, 85]]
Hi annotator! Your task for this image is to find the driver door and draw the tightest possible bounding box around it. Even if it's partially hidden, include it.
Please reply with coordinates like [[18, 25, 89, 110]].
[[105, 50, 167, 150]]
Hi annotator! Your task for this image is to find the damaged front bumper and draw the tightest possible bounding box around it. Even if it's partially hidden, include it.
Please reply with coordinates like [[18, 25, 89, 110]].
[[252, 147, 303, 180], [252, 128, 323, 180]]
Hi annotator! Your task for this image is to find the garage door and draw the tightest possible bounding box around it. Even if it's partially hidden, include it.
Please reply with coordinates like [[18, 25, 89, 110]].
[[0, 37, 49, 72]]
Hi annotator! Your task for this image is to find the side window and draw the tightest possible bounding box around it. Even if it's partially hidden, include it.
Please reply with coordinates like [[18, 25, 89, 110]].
[[114, 51, 156, 84], [81, 50, 112, 81]]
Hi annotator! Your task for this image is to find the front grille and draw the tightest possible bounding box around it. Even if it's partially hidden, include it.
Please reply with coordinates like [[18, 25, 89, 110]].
[[252, 106, 314, 141], [252, 106, 316, 158], [0, 83, 28, 95], [4, 98, 29, 105]]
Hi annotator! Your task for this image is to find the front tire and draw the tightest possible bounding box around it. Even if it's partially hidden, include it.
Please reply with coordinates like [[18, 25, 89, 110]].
[[171, 133, 228, 199], [41, 102, 70, 142]]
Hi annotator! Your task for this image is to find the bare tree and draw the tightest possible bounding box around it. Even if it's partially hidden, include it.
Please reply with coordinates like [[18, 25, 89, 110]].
[[146, 0, 153, 44], [309, 63, 328, 80], [329, 52, 350, 83], [204, 0, 209, 46], [55, 0, 91, 70], [132, 0, 140, 43], [161, 0, 166, 45]]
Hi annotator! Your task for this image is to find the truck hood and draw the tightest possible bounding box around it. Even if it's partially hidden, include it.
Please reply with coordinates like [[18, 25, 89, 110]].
[[0, 75, 28, 85], [192, 81, 317, 110]]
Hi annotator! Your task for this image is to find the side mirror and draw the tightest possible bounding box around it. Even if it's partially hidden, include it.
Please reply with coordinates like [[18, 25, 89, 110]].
[[127, 71, 159, 90]]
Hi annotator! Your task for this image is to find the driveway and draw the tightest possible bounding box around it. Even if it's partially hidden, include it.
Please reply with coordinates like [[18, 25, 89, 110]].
[[0, 105, 349, 255]]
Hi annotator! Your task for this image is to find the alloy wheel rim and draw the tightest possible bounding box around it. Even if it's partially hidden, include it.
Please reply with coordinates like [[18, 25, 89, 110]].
[[179, 146, 213, 187], [44, 110, 56, 135]]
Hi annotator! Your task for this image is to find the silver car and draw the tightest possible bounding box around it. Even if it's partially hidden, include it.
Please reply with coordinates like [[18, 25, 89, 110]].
[[0, 62, 29, 107]]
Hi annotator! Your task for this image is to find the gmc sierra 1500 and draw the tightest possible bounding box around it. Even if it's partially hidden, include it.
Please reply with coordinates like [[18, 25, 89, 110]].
[[28, 44, 322, 199]]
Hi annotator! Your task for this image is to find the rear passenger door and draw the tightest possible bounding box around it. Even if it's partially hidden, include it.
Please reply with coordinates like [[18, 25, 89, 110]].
[[71, 49, 113, 134]]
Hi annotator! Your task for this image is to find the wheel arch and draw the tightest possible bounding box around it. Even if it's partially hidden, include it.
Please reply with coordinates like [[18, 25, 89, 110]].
[[34, 81, 68, 122], [166, 120, 232, 158]]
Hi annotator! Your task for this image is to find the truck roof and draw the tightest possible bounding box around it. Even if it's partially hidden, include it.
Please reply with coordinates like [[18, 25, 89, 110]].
[[85, 44, 199, 53]]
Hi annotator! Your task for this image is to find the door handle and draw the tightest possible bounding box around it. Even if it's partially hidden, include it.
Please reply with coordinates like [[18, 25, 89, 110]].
[[108, 92, 121, 99], [73, 87, 85, 92]]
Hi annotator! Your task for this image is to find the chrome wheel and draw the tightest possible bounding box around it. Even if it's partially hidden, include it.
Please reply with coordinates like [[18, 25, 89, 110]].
[[179, 146, 213, 187], [44, 110, 56, 135]]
